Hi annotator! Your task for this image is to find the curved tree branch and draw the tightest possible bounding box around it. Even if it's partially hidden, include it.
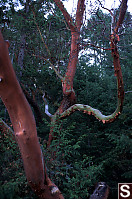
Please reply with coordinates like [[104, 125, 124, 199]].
[[97, 0, 114, 16], [47, 0, 126, 146]]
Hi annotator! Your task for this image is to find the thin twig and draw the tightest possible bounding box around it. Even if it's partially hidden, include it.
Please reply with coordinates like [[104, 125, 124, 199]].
[[32, 8, 64, 80], [82, 42, 114, 51], [97, 0, 114, 16], [32, 54, 63, 80], [32, 9, 51, 57]]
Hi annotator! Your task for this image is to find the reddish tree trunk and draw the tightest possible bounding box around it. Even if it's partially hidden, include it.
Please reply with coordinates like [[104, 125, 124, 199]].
[[47, 0, 85, 146], [53, 0, 85, 108], [0, 31, 64, 199]]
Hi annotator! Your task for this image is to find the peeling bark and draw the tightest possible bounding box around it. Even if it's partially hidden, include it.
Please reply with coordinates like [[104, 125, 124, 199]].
[[115, 0, 128, 33]]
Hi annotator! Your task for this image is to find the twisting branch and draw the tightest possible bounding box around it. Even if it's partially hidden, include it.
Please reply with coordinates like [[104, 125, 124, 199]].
[[58, 103, 120, 124]]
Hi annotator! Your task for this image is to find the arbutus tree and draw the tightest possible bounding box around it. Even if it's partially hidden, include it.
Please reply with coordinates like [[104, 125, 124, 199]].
[[47, 0, 126, 147], [0, 0, 128, 198]]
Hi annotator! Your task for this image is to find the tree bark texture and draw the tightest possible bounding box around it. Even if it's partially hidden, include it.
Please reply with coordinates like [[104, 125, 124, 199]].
[[48, 0, 126, 146], [0, 31, 64, 199], [47, 0, 85, 146], [52, 0, 126, 123], [53, 0, 85, 110]]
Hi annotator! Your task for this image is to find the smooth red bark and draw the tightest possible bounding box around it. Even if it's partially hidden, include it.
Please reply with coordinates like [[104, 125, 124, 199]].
[[0, 31, 64, 199], [47, 0, 85, 145], [115, 0, 128, 33], [54, 0, 85, 99]]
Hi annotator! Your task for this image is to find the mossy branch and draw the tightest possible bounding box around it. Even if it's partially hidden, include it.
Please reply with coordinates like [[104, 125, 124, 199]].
[[58, 100, 121, 123]]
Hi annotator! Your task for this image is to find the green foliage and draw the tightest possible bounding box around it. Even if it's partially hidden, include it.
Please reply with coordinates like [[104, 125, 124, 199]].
[[0, 127, 38, 199], [45, 120, 96, 198]]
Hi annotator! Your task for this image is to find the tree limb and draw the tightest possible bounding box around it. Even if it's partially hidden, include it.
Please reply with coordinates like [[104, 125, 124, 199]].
[[97, 0, 113, 16], [58, 102, 120, 124], [75, 0, 85, 30], [53, 0, 76, 31], [115, 0, 128, 33], [53, 0, 85, 97]]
